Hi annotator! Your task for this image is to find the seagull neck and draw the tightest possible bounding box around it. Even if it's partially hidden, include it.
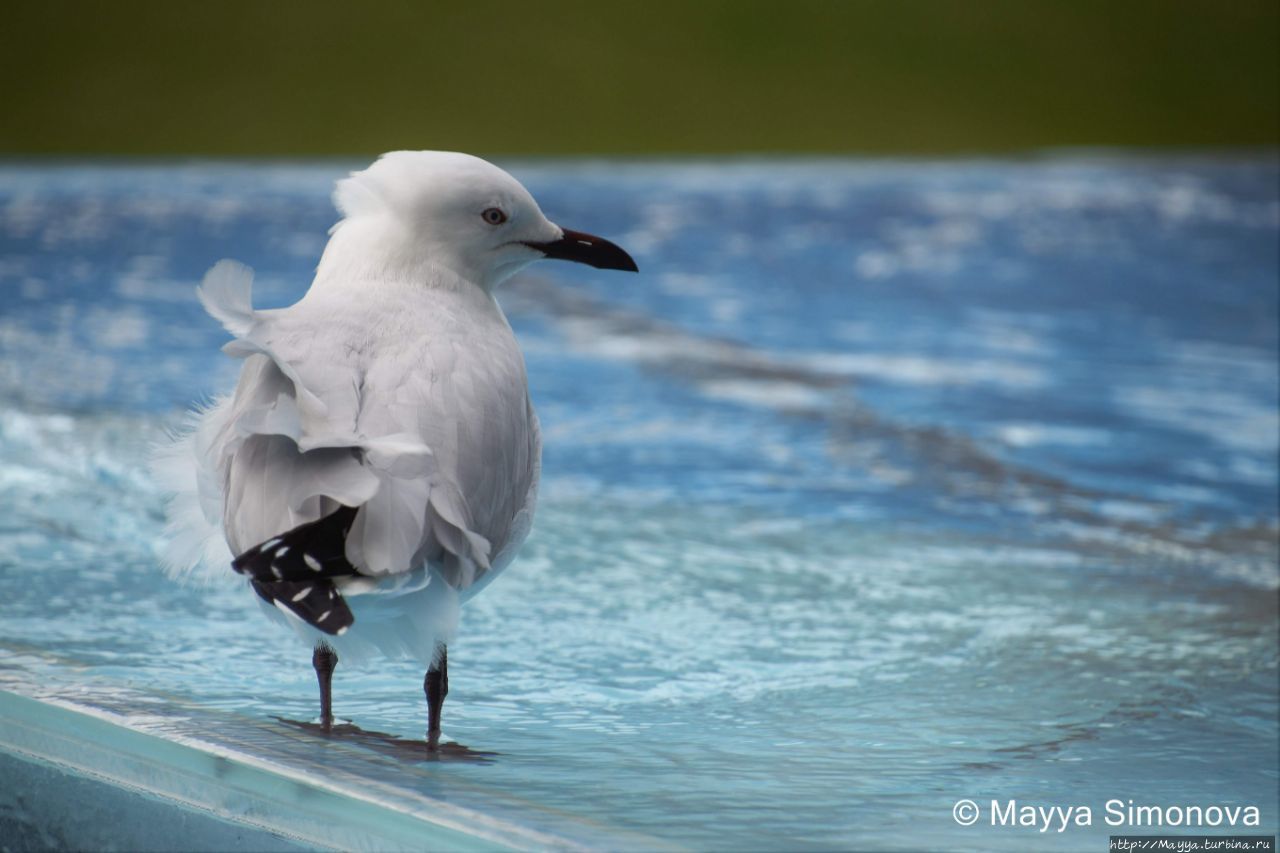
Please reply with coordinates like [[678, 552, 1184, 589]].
[[313, 217, 495, 298]]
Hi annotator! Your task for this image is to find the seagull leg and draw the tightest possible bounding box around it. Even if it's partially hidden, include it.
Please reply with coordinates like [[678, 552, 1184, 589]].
[[424, 644, 448, 750], [312, 641, 338, 733]]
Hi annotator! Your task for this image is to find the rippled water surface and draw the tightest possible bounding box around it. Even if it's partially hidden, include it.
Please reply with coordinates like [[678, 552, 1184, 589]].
[[1, 157, 1277, 850]]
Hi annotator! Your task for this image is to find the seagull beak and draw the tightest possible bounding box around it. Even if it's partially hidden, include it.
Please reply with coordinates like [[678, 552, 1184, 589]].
[[524, 228, 639, 272]]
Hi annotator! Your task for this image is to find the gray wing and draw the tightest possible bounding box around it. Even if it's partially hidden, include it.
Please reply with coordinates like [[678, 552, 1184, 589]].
[[203, 262, 494, 586]]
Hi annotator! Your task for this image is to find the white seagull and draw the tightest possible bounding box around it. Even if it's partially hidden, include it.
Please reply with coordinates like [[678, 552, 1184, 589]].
[[157, 151, 637, 747]]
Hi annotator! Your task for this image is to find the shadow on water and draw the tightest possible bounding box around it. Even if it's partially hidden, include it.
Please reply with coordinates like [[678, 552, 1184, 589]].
[[275, 717, 500, 764]]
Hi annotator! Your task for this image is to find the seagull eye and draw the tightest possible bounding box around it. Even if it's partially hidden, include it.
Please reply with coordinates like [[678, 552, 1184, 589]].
[[481, 207, 507, 225]]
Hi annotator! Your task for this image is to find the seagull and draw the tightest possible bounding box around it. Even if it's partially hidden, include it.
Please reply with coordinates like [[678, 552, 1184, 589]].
[[156, 151, 637, 748]]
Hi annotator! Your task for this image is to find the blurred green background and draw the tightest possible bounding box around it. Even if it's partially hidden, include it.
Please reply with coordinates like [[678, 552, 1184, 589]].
[[3, 0, 1276, 156]]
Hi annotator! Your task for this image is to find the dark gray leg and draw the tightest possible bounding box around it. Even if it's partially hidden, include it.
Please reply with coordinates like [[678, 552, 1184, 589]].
[[312, 642, 338, 732], [424, 644, 448, 750]]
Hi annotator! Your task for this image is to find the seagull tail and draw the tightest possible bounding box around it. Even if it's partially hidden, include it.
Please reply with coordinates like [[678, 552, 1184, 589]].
[[234, 505, 362, 636], [252, 579, 354, 636]]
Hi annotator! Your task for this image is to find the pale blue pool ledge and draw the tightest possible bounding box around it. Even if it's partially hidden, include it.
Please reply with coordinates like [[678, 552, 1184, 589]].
[[0, 651, 669, 852]]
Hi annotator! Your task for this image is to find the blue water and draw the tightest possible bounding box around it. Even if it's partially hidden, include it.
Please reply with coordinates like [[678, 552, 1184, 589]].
[[1, 156, 1276, 850]]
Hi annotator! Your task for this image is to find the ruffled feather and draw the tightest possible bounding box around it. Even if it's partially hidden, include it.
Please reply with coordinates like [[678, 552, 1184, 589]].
[[157, 258, 538, 663]]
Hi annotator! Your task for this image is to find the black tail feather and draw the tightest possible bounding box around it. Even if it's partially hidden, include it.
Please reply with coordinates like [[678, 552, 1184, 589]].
[[235, 506, 361, 636], [233, 505, 360, 582], [252, 578, 354, 635]]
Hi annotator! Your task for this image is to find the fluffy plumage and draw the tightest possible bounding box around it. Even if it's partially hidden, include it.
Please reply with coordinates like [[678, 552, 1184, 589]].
[[158, 151, 634, 678], [159, 152, 554, 666]]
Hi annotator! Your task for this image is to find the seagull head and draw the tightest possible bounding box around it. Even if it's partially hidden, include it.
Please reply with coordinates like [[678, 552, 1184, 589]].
[[322, 150, 637, 290]]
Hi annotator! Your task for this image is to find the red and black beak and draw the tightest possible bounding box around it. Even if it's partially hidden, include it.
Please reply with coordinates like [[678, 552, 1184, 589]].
[[524, 228, 639, 272]]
